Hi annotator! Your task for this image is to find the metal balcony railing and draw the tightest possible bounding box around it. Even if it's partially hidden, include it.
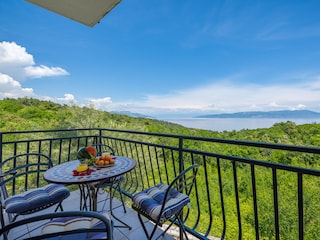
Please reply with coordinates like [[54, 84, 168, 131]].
[[1, 128, 320, 240]]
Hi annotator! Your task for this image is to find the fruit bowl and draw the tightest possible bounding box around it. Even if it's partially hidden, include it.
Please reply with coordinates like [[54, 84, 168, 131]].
[[95, 153, 116, 167], [93, 162, 115, 168]]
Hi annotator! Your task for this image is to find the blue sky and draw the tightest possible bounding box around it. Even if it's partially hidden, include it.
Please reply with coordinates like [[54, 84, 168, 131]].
[[1, 0, 320, 118]]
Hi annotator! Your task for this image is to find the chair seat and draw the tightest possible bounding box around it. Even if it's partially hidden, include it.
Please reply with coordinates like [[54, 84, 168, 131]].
[[132, 183, 190, 224], [4, 184, 70, 214], [41, 210, 112, 240]]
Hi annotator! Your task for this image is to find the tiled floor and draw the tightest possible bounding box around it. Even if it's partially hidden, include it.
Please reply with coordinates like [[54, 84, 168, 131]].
[[2, 190, 176, 240]]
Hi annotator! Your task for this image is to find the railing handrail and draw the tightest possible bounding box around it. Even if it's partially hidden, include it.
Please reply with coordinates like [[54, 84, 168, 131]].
[[2, 127, 320, 153]]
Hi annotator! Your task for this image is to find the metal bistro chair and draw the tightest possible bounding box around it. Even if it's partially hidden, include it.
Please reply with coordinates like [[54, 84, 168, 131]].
[[93, 144, 127, 213], [132, 164, 199, 240], [0, 153, 70, 229], [0, 210, 114, 240]]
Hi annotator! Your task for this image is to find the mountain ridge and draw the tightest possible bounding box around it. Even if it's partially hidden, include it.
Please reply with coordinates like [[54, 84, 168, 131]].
[[195, 110, 320, 119]]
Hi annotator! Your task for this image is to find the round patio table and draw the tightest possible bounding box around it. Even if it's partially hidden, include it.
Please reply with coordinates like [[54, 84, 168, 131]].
[[44, 156, 136, 229]]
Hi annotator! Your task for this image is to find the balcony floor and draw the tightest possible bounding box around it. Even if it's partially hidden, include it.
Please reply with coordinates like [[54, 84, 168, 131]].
[[3, 190, 184, 240]]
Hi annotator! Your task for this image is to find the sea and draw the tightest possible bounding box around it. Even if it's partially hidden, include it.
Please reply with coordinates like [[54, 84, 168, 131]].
[[161, 118, 320, 132]]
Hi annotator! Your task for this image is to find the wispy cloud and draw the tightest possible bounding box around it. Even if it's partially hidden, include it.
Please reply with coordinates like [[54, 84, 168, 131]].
[[86, 75, 320, 116], [24, 65, 69, 78]]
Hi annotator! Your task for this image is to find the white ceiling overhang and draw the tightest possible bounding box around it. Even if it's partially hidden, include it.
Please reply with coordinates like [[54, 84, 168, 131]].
[[25, 0, 121, 27]]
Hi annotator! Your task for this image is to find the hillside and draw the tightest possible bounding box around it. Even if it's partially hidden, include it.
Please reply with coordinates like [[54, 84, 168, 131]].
[[1, 98, 320, 147], [2, 98, 320, 240]]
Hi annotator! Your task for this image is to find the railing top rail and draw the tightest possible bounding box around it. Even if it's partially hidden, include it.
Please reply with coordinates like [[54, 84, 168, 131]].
[[1, 128, 320, 154]]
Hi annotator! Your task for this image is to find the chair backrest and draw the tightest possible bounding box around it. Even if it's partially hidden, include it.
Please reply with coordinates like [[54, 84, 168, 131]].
[[155, 164, 199, 224], [91, 143, 115, 156], [0, 153, 54, 199], [0, 211, 114, 240], [166, 164, 199, 199]]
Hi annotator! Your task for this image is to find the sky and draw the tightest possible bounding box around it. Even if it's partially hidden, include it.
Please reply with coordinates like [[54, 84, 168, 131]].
[[1, 0, 320, 118]]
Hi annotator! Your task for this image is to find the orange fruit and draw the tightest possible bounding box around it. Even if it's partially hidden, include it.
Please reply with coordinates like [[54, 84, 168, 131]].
[[98, 160, 105, 166], [104, 160, 110, 165], [110, 159, 115, 164], [96, 159, 100, 164]]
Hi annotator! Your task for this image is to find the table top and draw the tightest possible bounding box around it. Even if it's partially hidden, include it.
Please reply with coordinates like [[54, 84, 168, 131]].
[[44, 156, 136, 184]]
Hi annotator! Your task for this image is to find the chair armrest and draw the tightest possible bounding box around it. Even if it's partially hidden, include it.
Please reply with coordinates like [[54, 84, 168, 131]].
[[0, 211, 114, 240]]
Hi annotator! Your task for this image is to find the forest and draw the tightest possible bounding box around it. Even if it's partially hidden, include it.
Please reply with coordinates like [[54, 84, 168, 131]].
[[1, 97, 320, 239]]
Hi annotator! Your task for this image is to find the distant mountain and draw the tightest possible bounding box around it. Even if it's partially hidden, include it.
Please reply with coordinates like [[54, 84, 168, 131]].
[[195, 110, 320, 119], [110, 111, 152, 118]]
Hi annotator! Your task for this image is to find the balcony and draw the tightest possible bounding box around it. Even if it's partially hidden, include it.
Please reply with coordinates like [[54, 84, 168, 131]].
[[1, 128, 320, 239]]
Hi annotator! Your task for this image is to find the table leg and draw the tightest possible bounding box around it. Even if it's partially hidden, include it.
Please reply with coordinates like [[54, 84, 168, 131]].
[[78, 184, 88, 210], [89, 183, 98, 211], [108, 181, 132, 230], [78, 183, 98, 211]]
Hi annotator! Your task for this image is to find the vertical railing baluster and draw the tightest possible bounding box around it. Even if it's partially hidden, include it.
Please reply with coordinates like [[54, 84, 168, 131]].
[[147, 145, 156, 186], [179, 137, 184, 173], [232, 161, 242, 239], [58, 139, 63, 164], [298, 172, 303, 240], [154, 146, 162, 183], [25, 142, 30, 192], [178, 136, 184, 240], [203, 155, 213, 236], [67, 138, 72, 162], [272, 168, 280, 240], [0, 133, 2, 164], [251, 164, 260, 240], [217, 157, 226, 239], [163, 147, 170, 184]]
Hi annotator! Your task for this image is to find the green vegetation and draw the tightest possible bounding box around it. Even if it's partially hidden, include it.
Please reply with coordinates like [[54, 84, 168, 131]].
[[1, 97, 320, 148], [1, 97, 320, 239]]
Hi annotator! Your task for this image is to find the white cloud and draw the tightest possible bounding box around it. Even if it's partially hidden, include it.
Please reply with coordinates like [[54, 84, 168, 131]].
[[88, 97, 112, 109], [0, 73, 34, 98], [0, 41, 69, 81], [269, 102, 279, 107], [57, 94, 77, 104], [0, 41, 69, 100], [0, 41, 34, 66], [24, 65, 69, 78], [290, 104, 306, 110], [106, 76, 320, 116]]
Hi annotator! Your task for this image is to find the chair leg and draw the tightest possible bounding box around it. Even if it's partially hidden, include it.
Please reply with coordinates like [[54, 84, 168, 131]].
[[101, 181, 126, 213], [114, 183, 126, 213], [109, 183, 132, 230], [137, 212, 159, 240], [54, 202, 64, 212], [175, 215, 189, 240], [157, 212, 189, 240], [0, 206, 8, 240], [0, 205, 5, 228]]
